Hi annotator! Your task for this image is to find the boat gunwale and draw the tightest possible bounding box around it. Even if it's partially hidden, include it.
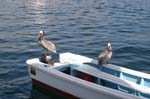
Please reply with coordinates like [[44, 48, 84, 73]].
[[26, 52, 150, 98], [102, 63, 150, 79], [26, 57, 150, 94], [26, 60, 141, 99], [72, 64, 150, 94]]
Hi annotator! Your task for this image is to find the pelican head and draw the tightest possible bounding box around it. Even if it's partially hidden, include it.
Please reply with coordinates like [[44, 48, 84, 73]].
[[106, 43, 112, 51], [39, 30, 45, 36], [38, 30, 45, 41]]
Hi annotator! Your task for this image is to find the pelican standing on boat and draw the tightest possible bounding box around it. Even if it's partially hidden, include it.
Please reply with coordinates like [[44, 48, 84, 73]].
[[98, 43, 112, 65], [38, 30, 56, 53], [38, 30, 58, 64]]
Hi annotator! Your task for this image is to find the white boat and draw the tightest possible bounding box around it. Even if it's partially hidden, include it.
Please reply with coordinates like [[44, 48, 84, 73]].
[[26, 52, 150, 99]]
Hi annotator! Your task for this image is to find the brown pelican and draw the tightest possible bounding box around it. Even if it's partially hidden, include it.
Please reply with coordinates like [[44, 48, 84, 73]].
[[38, 30, 56, 53], [98, 43, 112, 65]]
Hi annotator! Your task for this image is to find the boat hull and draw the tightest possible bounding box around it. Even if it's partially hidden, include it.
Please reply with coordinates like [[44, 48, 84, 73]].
[[27, 59, 141, 99], [32, 79, 79, 99]]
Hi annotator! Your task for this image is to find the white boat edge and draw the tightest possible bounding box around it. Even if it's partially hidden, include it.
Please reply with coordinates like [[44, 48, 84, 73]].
[[26, 52, 150, 99]]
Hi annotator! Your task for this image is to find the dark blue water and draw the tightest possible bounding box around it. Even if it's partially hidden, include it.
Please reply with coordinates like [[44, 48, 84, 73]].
[[0, 0, 150, 99]]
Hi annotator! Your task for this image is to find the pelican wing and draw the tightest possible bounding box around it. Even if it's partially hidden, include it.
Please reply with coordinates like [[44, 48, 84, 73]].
[[98, 51, 107, 59], [98, 51, 112, 65], [41, 39, 56, 53]]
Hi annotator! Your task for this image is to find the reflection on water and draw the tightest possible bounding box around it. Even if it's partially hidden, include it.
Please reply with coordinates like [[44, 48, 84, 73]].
[[26, 0, 48, 25], [31, 0, 47, 7]]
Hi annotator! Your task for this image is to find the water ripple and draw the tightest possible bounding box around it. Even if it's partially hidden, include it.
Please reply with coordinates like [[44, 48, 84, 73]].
[[0, 0, 150, 99]]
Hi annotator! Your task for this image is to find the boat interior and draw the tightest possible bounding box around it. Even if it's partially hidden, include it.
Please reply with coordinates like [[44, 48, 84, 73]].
[[34, 52, 150, 99], [52, 62, 150, 99]]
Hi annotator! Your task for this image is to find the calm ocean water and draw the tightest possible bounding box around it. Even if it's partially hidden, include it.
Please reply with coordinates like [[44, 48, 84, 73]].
[[0, 0, 150, 99]]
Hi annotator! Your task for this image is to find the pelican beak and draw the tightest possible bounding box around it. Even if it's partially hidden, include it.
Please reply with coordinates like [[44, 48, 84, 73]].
[[38, 32, 44, 41], [105, 44, 109, 48]]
